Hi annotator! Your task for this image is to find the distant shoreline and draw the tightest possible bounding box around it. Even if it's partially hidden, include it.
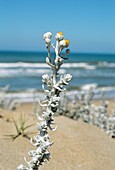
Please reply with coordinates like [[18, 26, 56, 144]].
[[2, 88, 115, 105], [0, 50, 115, 56]]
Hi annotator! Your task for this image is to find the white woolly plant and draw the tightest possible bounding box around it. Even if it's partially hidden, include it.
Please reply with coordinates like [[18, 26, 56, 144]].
[[17, 32, 72, 170]]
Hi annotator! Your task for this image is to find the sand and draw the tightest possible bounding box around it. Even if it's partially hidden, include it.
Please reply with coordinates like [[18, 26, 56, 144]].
[[0, 100, 115, 170]]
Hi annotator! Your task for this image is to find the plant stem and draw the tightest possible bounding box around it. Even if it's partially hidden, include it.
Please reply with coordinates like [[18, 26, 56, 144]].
[[48, 46, 51, 63], [52, 67, 56, 85]]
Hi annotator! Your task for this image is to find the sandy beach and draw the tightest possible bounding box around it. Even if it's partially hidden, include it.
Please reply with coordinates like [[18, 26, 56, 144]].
[[0, 99, 115, 170]]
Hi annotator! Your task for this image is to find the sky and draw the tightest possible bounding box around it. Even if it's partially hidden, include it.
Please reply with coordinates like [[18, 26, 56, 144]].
[[0, 0, 115, 53]]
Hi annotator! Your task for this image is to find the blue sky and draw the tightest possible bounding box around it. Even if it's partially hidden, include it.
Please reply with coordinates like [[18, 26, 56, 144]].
[[0, 0, 115, 53]]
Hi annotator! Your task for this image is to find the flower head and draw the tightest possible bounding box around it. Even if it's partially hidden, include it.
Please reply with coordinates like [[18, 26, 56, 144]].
[[64, 74, 72, 82], [59, 39, 70, 48], [55, 32, 64, 41], [43, 32, 52, 45], [42, 74, 50, 83], [43, 32, 52, 40], [60, 74, 72, 85]]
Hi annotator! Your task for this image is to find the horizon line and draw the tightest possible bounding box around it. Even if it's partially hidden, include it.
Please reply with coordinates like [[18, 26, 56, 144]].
[[0, 50, 115, 55], [0, 49, 115, 55]]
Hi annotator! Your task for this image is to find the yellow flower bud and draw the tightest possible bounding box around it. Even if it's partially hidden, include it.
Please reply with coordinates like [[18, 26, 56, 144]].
[[55, 32, 64, 41], [64, 40, 70, 47], [58, 32, 63, 36], [59, 39, 70, 48]]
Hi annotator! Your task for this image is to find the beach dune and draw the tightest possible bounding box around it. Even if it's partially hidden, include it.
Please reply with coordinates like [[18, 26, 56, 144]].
[[0, 105, 115, 170]]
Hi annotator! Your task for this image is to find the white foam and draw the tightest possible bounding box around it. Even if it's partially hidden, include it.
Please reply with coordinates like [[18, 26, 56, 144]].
[[0, 61, 115, 70], [0, 62, 48, 68], [98, 62, 115, 68], [0, 69, 50, 77], [5, 91, 45, 103], [0, 62, 96, 69], [95, 86, 115, 92], [81, 83, 98, 91], [0, 68, 66, 77]]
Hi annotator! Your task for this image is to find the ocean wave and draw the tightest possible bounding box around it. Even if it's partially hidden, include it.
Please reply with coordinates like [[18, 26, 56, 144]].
[[71, 70, 115, 78], [0, 68, 66, 77], [0, 68, 115, 78], [0, 62, 48, 68], [97, 61, 115, 68], [80, 83, 115, 92], [0, 61, 115, 69], [63, 63, 96, 69], [4, 90, 45, 103], [0, 62, 96, 69], [81, 83, 98, 90]]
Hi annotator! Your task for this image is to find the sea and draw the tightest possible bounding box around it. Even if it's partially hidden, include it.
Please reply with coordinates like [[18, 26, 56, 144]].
[[0, 51, 115, 102]]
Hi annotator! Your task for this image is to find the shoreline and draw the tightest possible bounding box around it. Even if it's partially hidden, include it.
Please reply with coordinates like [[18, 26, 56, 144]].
[[2, 88, 115, 104]]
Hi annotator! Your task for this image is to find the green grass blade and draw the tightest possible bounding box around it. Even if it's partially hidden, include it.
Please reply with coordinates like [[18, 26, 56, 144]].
[[12, 117, 20, 134]]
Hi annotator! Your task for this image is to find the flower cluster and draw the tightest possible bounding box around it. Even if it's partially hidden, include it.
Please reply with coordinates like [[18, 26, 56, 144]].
[[17, 32, 72, 170], [42, 74, 52, 87], [55, 32, 64, 41], [60, 39, 70, 48], [43, 31, 71, 69], [43, 32, 52, 46], [61, 74, 72, 85]]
